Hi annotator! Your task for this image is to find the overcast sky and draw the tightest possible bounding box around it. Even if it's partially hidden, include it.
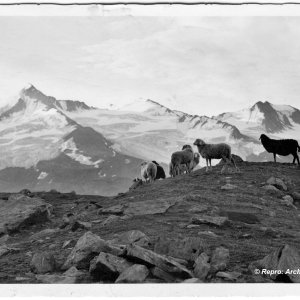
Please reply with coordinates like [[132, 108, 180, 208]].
[[1, 16, 300, 116]]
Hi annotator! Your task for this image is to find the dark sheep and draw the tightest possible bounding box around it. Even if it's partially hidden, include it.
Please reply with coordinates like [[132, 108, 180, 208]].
[[152, 161, 166, 180], [259, 134, 300, 164]]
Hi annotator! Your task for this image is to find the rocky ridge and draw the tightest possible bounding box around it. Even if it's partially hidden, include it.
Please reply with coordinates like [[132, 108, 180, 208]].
[[0, 162, 300, 283]]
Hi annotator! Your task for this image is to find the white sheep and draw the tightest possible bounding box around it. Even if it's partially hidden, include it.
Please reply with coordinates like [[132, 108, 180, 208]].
[[193, 139, 238, 173], [140, 161, 157, 183]]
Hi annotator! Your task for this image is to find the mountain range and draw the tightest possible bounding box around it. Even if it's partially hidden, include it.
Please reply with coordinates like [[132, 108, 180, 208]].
[[0, 85, 299, 195]]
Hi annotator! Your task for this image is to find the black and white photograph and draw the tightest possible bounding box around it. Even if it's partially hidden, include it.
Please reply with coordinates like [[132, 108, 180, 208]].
[[0, 0, 300, 296]]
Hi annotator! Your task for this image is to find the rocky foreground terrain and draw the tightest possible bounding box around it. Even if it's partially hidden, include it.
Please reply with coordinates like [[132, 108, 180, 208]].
[[0, 162, 300, 284]]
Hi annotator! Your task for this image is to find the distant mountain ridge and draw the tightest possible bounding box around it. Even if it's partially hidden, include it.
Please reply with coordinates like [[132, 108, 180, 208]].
[[0, 85, 299, 195]]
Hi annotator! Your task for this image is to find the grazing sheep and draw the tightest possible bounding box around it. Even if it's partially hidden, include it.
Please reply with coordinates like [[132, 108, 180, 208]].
[[218, 154, 243, 165], [259, 134, 300, 164], [170, 146, 194, 177], [152, 161, 166, 180], [140, 161, 157, 183], [193, 139, 238, 173], [129, 178, 143, 190]]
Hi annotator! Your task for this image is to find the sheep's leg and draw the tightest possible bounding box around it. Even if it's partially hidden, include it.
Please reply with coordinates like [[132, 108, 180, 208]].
[[175, 165, 179, 176], [230, 156, 239, 172], [205, 159, 209, 172], [221, 156, 230, 174], [273, 153, 277, 163], [294, 153, 300, 165], [231, 156, 238, 170], [209, 159, 212, 171], [185, 164, 189, 173]]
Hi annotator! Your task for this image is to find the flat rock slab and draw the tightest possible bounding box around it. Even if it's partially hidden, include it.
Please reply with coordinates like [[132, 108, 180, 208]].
[[216, 271, 241, 281], [0, 194, 52, 234], [99, 199, 178, 217], [219, 211, 260, 224], [191, 215, 229, 227], [115, 264, 149, 283], [188, 205, 208, 213], [221, 184, 238, 190], [125, 244, 193, 279], [181, 278, 204, 283], [30, 228, 60, 241], [98, 204, 125, 215], [36, 267, 90, 283], [109, 230, 151, 248], [0, 245, 20, 258], [261, 185, 283, 196], [124, 199, 178, 216], [101, 215, 121, 227]]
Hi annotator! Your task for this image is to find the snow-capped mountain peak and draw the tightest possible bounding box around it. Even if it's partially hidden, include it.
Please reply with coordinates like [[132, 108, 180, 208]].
[[118, 98, 178, 117], [216, 100, 300, 134]]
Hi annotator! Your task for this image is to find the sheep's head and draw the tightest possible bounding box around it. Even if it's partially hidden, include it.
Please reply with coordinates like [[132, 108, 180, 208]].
[[182, 144, 193, 151], [259, 134, 268, 141], [152, 160, 159, 166], [193, 152, 200, 164], [133, 177, 142, 182], [193, 139, 206, 147]]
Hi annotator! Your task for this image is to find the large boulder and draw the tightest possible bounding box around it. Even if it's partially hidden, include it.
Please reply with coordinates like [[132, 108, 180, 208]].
[[266, 176, 288, 191], [115, 264, 149, 283], [193, 252, 210, 280], [30, 252, 56, 274], [210, 247, 230, 273], [89, 252, 132, 281], [150, 266, 179, 282], [62, 231, 124, 270], [0, 194, 52, 234]]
